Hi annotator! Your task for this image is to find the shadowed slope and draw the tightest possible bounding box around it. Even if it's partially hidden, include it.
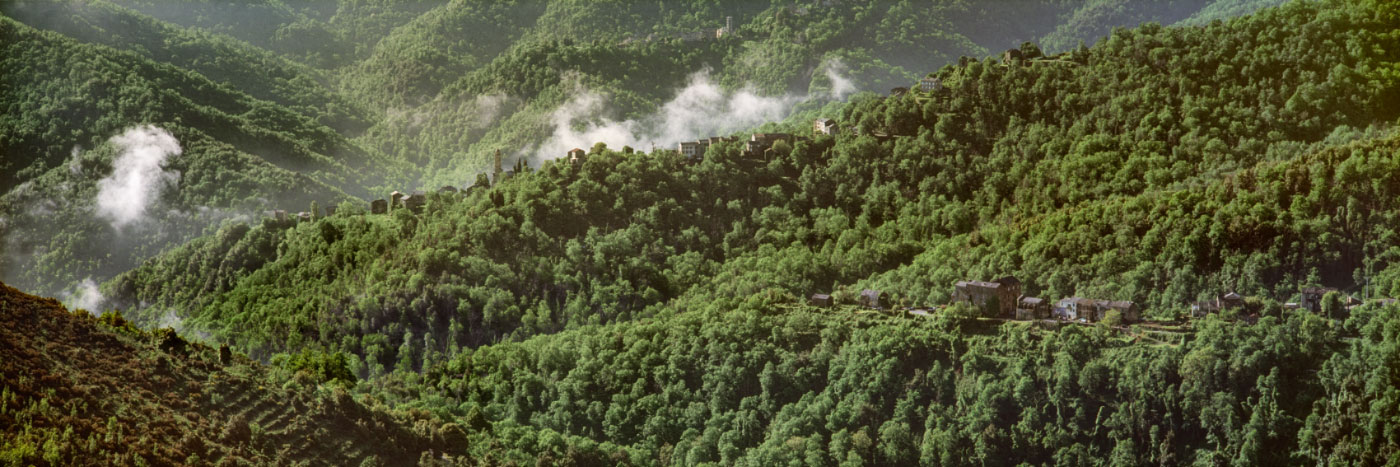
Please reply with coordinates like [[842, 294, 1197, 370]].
[[0, 282, 467, 466]]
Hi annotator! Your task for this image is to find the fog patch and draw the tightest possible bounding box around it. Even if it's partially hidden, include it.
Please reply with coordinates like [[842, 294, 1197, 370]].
[[532, 71, 812, 163], [62, 278, 104, 315], [68, 145, 85, 176], [156, 308, 211, 341], [96, 126, 182, 230], [820, 58, 857, 100], [469, 93, 512, 127]]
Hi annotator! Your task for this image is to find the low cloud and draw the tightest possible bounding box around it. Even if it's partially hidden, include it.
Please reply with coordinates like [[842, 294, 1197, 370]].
[[470, 93, 512, 127], [63, 277, 104, 314], [531, 70, 832, 163], [96, 126, 182, 230], [821, 58, 857, 100], [156, 308, 211, 340]]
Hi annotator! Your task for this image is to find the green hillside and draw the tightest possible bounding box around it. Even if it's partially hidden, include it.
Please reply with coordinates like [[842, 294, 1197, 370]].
[[0, 0, 1294, 300], [406, 293, 1400, 464], [7, 0, 1396, 464], [0, 6, 412, 297], [0, 282, 466, 465], [109, 0, 1400, 352]]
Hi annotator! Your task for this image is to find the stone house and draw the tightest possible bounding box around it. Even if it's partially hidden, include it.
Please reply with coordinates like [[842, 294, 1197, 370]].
[[370, 199, 387, 214], [1300, 286, 1337, 314], [679, 140, 710, 158], [1003, 48, 1023, 64], [1055, 297, 1097, 321], [953, 276, 1021, 317], [1104, 300, 1139, 323], [1220, 292, 1244, 309], [919, 77, 942, 92], [813, 118, 837, 135], [404, 191, 427, 213], [745, 133, 793, 156], [859, 289, 882, 309], [1016, 296, 1048, 320], [810, 293, 833, 307], [1191, 300, 1219, 318]]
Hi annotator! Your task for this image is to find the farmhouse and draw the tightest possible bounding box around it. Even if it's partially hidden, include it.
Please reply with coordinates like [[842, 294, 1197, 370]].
[[745, 133, 793, 156], [810, 293, 833, 307], [919, 77, 942, 92], [1104, 300, 1139, 323], [1016, 296, 1049, 320], [679, 140, 709, 158], [1191, 300, 1219, 318], [1220, 292, 1244, 309], [952, 276, 1020, 317], [404, 191, 427, 213], [1300, 286, 1337, 313], [1003, 48, 1023, 64], [859, 289, 882, 309], [1055, 297, 1097, 321]]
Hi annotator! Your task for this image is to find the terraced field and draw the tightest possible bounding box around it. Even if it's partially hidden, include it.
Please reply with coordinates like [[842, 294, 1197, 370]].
[[0, 282, 466, 465]]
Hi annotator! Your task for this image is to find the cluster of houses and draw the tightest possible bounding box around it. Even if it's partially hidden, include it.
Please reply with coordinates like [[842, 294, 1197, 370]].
[[808, 276, 1143, 324], [809, 273, 1395, 326], [270, 149, 530, 222], [948, 276, 1140, 323], [677, 136, 738, 158], [271, 186, 450, 222], [670, 113, 933, 162], [673, 132, 808, 159]]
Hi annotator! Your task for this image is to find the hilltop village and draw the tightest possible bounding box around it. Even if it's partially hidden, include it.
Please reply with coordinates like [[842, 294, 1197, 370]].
[[268, 111, 1390, 330], [807, 275, 1389, 331]]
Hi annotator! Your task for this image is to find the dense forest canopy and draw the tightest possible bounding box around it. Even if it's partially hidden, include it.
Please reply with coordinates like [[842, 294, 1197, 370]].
[[3, 0, 1400, 465], [0, 0, 1290, 298]]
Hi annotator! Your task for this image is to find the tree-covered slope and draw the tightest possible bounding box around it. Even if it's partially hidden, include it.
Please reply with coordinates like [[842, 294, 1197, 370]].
[[0, 11, 416, 297], [0, 281, 467, 465], [2, 0, 376, 135], [108, 0, 1400, 359], [399, 293, 1400, 465], [6, 0, 1397, 464], [1, 0, 1291, 302], [335, 0, 1288, 180]]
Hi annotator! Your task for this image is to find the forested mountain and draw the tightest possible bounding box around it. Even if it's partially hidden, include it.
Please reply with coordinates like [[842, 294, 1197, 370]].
[[0, 0, 1211, 302], [0, 0, 1287, 300], [0, 16, 395, 300], [108, 0, 1400, 356], [4, 0, 1398, 465]]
